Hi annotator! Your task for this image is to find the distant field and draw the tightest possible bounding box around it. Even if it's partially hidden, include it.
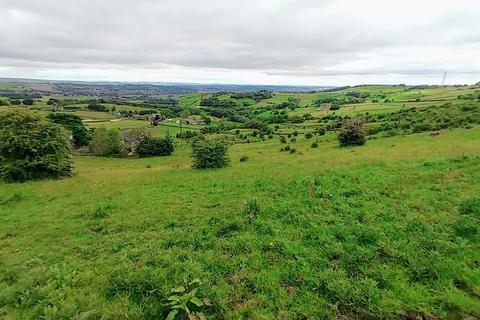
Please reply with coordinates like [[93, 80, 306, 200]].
[[73, 110, 117, 120]]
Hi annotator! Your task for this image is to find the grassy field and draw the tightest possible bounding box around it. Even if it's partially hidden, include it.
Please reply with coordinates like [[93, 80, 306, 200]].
[[1, 84, 480, 319], [2, 123, 480, 319]]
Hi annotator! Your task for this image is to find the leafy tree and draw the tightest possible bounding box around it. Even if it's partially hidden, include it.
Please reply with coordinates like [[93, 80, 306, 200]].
[[338, 118, 367, 146], [0, 109, 72, 182], [89, 127, 125, 156], [192, 139, 229, 169], [47, 113, 91, 147], [179, 110, 191, 118], [47, 98, 59, 105], [87, 103, 108, 112], [202, 115, 212, 124], [22, 98, 34, 105], [136, 135, 174, 157]]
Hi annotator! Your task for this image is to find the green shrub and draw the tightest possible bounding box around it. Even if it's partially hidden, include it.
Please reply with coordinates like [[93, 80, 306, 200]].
[[305, 132, 313, 139], [239, 156, 249, 162], [136, 136, 174, 157], [89, 127, 125, 156], [192, 139, 229, 169], [47, 113, 91, 147], [87, 103, 108, 112], [0, 109, 72, 182], [311, 141, 318, 148], [338, 118, 366, 146], [22, 98, 34, 105]]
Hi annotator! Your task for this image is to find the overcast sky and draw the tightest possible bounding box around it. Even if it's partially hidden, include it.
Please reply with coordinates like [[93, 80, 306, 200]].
[[0, 0, 479, 86]]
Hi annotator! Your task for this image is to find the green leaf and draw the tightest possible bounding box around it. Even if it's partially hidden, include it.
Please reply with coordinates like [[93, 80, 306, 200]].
[[167, 295, 181, 302], [189, 278, 201, 286], [166, 309, 179, 320], [190, 297, 203, 307], [171, 286, 186, 293]]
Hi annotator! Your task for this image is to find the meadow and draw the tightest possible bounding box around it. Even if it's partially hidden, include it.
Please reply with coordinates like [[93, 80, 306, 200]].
[[1, 85, 480, 319]]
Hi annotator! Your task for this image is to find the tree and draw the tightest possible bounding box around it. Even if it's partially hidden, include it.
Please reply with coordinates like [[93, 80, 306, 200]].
[[47, 113, 91, 147], [192, 139, 229, 169], [47, 98, 59, 105], [22, 98, 34, 105], [87, 103, 108, 112], [0, 109, 72, 182], [338, 118, 367, 146], [136, 135, 174, 157], [89, 127, 125, 156], [201, 115, 212, 124]]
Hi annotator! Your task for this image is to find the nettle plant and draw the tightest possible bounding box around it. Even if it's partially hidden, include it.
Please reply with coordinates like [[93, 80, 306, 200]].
[[165, 278, 211, 320]]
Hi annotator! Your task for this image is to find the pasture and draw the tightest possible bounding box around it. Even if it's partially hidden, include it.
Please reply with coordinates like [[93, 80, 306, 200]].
[[1, 85, 480, 319]]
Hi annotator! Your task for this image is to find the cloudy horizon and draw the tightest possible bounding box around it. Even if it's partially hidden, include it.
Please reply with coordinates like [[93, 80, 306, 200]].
[[1, 0, 479, 86]]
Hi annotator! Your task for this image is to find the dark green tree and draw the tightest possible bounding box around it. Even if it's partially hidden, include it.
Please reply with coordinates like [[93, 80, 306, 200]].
[[0, 109, 72, 182], [47, 113, 91, 147], [136, 135, 174, 157]]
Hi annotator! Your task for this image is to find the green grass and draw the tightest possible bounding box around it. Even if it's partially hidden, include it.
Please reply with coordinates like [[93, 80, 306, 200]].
[[1, 124, 480, 319], [73, 111, 117, 120], [86, 120, 206, 138]]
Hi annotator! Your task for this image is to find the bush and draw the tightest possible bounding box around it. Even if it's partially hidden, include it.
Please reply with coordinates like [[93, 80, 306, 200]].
[[22, 98, 34, 105], [87, 103, 108, 112], [311, 141, 318, 148], [192, 139, 229, 169], [0, 109, 72, 182], [239, 156, 249, 162], [89, 128, 125, 156], [176, 131, 198, 140], [47, 113, 91, 147], [305, 132, 313, 139], [338, 118, 366, 146], [136, 136, 174, 157]]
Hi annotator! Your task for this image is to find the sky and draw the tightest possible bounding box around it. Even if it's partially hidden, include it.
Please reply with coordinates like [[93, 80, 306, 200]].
[[0, 0, 479, 86]]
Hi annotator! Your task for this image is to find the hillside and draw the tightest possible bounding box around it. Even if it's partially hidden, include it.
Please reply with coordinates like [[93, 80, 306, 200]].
[[1, 84, 480, 319]]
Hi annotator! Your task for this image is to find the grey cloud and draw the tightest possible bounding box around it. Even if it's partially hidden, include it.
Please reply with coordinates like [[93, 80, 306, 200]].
[[0, 0, 479, 84]]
